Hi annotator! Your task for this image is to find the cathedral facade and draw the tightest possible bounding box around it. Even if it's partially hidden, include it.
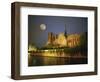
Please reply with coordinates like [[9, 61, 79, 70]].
[[46, 28, 81, 48]]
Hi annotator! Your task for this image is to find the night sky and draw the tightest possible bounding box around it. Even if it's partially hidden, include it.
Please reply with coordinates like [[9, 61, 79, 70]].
[[28, 15, 87, 48]]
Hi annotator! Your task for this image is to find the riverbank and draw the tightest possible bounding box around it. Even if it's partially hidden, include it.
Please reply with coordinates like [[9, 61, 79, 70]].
[[28, 51, 87, 58]]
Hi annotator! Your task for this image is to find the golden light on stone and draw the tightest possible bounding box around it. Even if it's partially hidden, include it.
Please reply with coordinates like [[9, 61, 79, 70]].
[[46, 32, 80, 48], [57, 33, 67, 47]]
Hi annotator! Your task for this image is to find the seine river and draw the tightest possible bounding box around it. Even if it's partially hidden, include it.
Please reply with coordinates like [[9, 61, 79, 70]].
[[28, 53, 87, 66]]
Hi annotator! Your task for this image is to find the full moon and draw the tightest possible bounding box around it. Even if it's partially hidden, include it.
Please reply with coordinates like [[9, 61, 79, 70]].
[[40, 24, 46, 30]]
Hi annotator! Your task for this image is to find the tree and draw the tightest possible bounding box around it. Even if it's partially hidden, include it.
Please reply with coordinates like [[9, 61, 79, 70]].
[[80, 32, 87, 47]]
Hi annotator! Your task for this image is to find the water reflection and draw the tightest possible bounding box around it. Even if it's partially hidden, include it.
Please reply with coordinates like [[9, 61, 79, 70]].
[[28, 53, 87, 66]]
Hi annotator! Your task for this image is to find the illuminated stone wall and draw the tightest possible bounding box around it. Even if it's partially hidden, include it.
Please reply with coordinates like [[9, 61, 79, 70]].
[[67, 34, 80, 48], [55, 33, 67, 47], [46, 32, 81, 48]]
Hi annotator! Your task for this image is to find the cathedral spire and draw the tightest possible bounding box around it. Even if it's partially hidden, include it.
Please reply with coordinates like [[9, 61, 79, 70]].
[[64, 24, 67, 37]]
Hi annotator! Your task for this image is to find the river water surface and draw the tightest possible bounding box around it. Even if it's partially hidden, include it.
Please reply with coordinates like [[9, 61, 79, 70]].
[[28, 53, 87, 66]]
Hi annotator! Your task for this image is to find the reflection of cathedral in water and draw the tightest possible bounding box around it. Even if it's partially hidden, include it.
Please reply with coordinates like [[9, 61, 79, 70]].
[[46, 27, 81, 48]]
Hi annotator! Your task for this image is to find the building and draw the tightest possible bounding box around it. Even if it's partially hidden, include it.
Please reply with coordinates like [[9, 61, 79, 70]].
[[46, 26, 81, 48], [67, 34, 80, 47]]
